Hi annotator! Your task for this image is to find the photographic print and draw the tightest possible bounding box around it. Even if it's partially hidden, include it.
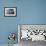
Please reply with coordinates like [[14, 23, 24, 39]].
[[4, 7, 17, 17], [18, 24, 46, 42]]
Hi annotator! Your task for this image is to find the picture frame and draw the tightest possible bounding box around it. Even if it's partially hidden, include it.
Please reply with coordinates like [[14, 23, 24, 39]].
[[4, 7, 17, 17], [18, 24, 46, 42]]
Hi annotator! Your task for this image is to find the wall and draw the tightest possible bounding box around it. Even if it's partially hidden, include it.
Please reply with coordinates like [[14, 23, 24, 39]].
[[0, 0, 46, 44]]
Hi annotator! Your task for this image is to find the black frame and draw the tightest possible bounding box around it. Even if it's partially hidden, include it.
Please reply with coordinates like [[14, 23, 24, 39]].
[[4, 7, 17, 17]]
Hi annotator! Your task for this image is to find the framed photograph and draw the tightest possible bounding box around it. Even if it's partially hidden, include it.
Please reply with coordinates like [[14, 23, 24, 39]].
[[18, 24, 46, 42], [4, 7, 17, 17]]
